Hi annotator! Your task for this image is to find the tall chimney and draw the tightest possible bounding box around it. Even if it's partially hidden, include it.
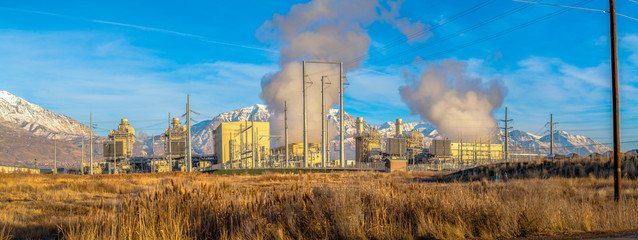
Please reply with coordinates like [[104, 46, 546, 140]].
[[356, 117, 364, 136], [172, 118, 180, 129], [396, 118, 403, 136]]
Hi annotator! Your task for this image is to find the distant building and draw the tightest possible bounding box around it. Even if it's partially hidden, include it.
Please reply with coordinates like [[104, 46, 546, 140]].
[[272, 142, 324, 167], [103, 119, 135, 173], [165, 118, 188, 170], [431, 139, 503, 162]]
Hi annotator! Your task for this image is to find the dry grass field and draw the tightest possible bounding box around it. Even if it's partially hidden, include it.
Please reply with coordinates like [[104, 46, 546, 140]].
[[0, 169, 637, 239]]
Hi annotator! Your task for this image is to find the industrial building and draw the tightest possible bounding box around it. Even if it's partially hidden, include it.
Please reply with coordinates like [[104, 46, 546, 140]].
[[103, 119, 135, 174], [165, 118, 188, 171], [385, 119, 425, 163], [214, 121, 270, 169], [431, 139, 503, 162], [354, 117, 382, 163], [272, 142, 324, 167]]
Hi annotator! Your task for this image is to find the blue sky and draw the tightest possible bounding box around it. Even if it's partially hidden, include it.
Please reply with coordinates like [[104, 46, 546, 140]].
[[1, 0, 638, 149]]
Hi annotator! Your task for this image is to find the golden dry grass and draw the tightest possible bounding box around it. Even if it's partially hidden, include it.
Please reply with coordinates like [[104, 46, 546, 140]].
[[0, 171, 637, 239]]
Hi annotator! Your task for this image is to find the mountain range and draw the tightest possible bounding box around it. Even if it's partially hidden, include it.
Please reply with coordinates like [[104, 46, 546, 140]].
[[0, 90, 612, 168]]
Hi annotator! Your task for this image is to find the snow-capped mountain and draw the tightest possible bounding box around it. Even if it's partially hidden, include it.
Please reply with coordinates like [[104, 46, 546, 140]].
[[497, 129, 611, 156], [0, 91, 88, 141], [191, 104, 270, 154], [189, 105, 611, 157]]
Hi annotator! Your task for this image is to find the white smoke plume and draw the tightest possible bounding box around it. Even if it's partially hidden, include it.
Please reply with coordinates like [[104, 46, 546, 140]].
[[259, 0, 430, 146], [400, 60, 506, 141]]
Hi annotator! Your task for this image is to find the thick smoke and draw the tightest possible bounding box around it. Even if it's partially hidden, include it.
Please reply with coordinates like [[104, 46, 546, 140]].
[[400, 60, 506, 141], [259, 0, 429, 146]]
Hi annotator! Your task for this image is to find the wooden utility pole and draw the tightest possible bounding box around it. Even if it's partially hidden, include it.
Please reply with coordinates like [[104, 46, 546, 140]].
[[609, 0, 621, 202]]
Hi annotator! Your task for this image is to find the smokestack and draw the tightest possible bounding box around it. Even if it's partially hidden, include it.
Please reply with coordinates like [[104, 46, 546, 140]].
[[356, 117, 363, 136], [395, 118, 403, 136], [172, 118, 180, 130]]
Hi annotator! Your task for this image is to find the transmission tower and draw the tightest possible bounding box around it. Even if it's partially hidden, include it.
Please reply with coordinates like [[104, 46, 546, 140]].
[[499, 107, 513, 161]]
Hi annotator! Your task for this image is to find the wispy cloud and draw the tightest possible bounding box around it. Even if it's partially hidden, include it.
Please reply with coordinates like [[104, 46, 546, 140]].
[[0, 7, 277, 53], [0, 30, 277, 134]]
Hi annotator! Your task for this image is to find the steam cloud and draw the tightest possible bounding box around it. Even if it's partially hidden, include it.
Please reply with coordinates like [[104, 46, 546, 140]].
[[400, 60, 506, 141], [258, 0, 429, 146]]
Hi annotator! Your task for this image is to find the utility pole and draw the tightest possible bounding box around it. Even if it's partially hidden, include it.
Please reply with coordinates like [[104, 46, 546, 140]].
[[152, 134, 155, 173], [301, 61, 345, 168], [302, 61, 308, 168], [499, 107, 513, 161], [251, 116, 255, 169], [511, 0, 623, 202], [90, 112, 93, 175], [339, 62, 345, 168], [186, 94, 192, 172], [245, 121, 249, 169], [285, 101, 289, 168], [609, 0, 622, 202], [546, 114, 558, 157], [550, 114, 554, 156], [81, 134, 84, 175], [168, 112, 172, 171], [321, 75, 326, 168], [54, 134, 57, 174]]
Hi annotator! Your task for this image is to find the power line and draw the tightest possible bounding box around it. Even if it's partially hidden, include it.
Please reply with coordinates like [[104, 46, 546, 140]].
[[348, 0, 497, 65], [359, 2, 536, 68], [514, 0, 638, 22], [616, 12, 638, 22], [409, 0, 595, 64], [512, 0, 607, 13]]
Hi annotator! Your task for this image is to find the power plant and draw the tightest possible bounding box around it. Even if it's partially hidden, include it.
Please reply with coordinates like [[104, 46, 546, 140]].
[[64, 59, 516, 174], [103, 119, 135, 174], [86, 112, 511, 174]]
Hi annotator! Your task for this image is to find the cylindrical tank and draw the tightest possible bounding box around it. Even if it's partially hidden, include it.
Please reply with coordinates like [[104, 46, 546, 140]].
[[356, 117, 364, 136], [395, 118, 403, 136], [121, 119, 129, 126]]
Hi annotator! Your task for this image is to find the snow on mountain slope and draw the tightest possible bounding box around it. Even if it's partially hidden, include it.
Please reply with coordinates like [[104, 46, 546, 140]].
[[0, 91, 88, 141]]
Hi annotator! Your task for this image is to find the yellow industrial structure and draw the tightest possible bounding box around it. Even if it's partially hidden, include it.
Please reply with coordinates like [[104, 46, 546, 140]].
[[103, 119, 135, 173], [431, 139, 503, 162], [165, 118, 188, 170], [272, 142, 323, 167], [214, 121, 270, 169], [355, 117, 382, 163], [386, 119, 424, 162]]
